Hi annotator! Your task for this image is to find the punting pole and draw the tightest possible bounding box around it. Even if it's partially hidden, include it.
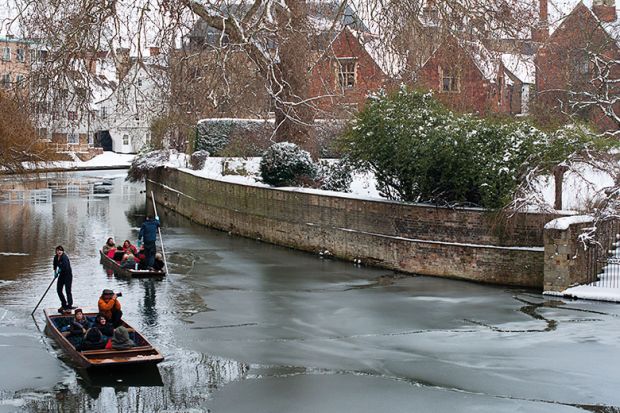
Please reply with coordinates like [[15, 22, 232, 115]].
[[31, 273, 58, 316], [150, 191, 170, 275]]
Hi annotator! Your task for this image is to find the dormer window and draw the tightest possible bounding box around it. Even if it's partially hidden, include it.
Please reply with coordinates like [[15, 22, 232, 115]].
[[337, 58, 357, 89], [440, 67, 460, 92]]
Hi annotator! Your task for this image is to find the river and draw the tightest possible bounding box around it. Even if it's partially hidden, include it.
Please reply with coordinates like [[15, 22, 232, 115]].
[[0, 170, 619, 413]]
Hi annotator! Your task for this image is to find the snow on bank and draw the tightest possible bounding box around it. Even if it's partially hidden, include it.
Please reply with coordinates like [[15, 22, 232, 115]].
[[557, 286, 620, 303], [52, 152, 136, 169]]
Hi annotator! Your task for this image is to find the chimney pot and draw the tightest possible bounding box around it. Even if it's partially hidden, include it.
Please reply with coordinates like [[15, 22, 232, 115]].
[[593, 0, 617, 22]]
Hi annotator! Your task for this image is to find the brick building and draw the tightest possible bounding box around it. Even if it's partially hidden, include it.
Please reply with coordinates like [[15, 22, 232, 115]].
[[177, 2, 390, 121], [535, 0, 620, 133], [415, 38, 534, 116], [0, 36, 32, 91]]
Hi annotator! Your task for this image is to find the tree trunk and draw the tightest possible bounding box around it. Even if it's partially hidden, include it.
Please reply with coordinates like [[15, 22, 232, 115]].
[[274, 0, 317, 156]]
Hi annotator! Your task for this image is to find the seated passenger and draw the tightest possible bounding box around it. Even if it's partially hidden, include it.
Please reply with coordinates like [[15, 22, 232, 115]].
[[93, 313, 114, 337], [122, 240, 138, 256], [111, 246, 125, 262], [121, 253, 137, 270], [153, 253, 165, 272], [102, 238, 115, 255], [136, 246, 147, 270], [62, 308, 90, 337], [79, 328, 107, 351], [107, 326, 135, 350], [98, 289, 123, 328]]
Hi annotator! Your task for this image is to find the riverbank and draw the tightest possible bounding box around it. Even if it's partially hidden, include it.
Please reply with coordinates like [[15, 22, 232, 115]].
[[1, 152, 135, 175], [148, 167, 560, 289]]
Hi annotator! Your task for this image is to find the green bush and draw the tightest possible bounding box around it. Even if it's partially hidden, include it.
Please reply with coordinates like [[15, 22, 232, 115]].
[[259, 142, 316, 187], [339, 88, 611, 209]]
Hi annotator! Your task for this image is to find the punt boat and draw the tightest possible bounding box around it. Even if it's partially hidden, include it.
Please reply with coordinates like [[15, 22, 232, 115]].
[[44, 308, 164, 369], [99, 250, 166, 278]]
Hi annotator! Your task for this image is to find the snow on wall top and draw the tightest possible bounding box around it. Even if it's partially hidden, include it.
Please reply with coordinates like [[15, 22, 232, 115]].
[[544, 215, 594, 230]]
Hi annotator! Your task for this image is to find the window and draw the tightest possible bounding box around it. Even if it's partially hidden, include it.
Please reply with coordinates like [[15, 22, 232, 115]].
[[2, 74, 11, 88], [101, 107, 107, 119], [67, 111, 77, 121], [16, 48, 25, 63], [123, 134, 130, 145], [440, 67, 460, 92], [15, 74, 24, 87], [67, 131, 79, 144], [338, 59, 356, 88], [2, 47, 10, 61], [423, 6, 440, 25]]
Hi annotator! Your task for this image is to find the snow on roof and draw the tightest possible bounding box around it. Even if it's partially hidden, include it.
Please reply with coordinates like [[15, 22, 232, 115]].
[[349, 28, 405, 77], [501, 53, 535, 84], [461, 40, 499, 81], [549, 0, 620, 43]]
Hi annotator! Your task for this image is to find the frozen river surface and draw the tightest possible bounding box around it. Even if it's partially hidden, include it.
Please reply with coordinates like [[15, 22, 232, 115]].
[[0, 171, 619, 412]]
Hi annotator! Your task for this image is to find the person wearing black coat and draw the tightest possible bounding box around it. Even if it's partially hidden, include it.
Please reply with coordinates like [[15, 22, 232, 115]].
[[79, 328, 106, 351], [52, 245, 73, 313]]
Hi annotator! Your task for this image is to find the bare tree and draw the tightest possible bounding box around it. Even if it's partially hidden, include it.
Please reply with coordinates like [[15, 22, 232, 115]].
[[7, 0, 539, 154], [0, 91, 56, 174]]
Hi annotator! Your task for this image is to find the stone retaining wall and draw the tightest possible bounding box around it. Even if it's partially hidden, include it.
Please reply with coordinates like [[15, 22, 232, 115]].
[[148, 167, 563, 288]]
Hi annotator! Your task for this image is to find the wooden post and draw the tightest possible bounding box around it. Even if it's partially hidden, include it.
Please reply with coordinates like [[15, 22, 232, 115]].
[[553, 164, 569, 210]]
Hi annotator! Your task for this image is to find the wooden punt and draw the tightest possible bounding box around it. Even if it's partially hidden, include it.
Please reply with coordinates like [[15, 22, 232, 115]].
[[44, 309, 164, 369], [99, 250, 166, 278]]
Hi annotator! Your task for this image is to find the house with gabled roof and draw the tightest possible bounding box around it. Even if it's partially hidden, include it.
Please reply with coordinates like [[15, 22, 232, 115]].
[[175, 2, 391, 120], [414, 37, 534, 115], [535, 0, 620, 132]]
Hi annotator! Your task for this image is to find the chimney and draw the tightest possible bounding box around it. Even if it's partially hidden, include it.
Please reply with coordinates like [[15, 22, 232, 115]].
[[115, 47, 131, 82], [532, 0, 549, 42], [149, 46, 160, 57], [593, 0, 617, 23]]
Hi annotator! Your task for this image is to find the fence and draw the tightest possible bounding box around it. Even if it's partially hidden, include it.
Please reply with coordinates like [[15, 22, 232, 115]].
[[585, 219, 620, 288], [0, 188, 52, 204]]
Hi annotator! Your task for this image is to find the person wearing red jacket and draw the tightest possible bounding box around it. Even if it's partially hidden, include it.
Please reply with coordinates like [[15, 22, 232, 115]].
[[122, 240, 138, 256]]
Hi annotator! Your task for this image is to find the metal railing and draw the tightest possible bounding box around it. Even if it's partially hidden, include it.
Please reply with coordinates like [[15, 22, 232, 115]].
[[585, 219, 620, 288]]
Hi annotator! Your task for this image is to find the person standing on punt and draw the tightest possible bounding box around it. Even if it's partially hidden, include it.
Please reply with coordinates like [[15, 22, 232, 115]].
[[52, 245, 73, 313], [138, 215, 160, 269]]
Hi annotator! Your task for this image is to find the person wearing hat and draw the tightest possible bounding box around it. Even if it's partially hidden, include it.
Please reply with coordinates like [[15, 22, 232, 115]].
[[52, 245, 74, 313], [98, 289, 123, 327], [61, 308, 89, 337], [107, 326, 135, 350]]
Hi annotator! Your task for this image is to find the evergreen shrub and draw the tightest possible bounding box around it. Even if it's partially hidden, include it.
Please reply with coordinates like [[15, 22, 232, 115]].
[[339, 88, 610, 209], [259, 142, 316, 187]]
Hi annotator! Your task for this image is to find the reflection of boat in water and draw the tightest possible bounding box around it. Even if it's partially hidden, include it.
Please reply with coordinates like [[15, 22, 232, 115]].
[[44, 309, 164, 369], [79, 363, 164, 387], [99, 250, 166, 278]]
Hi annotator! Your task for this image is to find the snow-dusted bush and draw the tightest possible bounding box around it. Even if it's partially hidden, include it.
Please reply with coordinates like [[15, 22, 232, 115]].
[[195, 120, 233, 156], [190, 150, 209, 170], [259, 142, 316, 187], [126, 149, 171, 182], [340, 88, 614, 209], [316, 160, 352, 192]]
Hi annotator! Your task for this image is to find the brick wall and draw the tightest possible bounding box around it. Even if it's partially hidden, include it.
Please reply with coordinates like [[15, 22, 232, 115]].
[[148, 168, 564, 288]]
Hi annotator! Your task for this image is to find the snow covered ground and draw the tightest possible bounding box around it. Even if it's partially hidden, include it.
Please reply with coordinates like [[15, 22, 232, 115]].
[[43, 152, 136, 169]]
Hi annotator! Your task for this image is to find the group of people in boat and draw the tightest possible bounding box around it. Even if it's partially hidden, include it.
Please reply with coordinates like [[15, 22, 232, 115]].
[[102, 215, 163, 272], [61, 289, 135, 351], [102, 237, 164, 272]]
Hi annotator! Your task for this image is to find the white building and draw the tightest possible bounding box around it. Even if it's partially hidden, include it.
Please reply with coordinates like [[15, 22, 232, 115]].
[[93, 49, 168, 154]]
